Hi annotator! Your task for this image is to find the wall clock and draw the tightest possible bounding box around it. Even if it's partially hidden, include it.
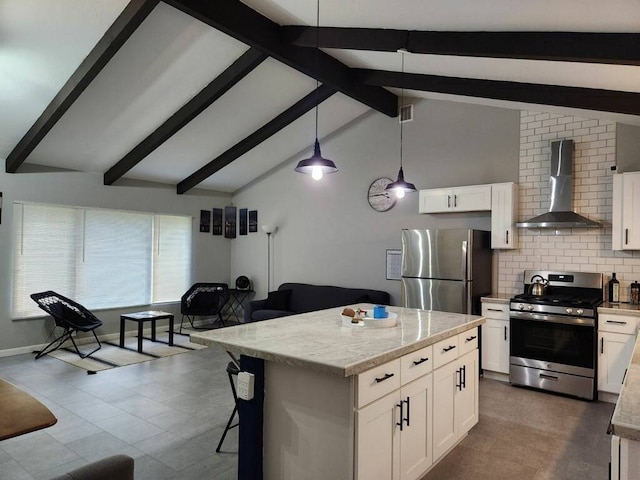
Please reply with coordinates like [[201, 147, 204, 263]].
[[367, 177, 396, 212]]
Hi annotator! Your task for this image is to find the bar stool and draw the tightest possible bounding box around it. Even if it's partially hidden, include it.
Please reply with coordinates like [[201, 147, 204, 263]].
[[216, 359, 240, 452]]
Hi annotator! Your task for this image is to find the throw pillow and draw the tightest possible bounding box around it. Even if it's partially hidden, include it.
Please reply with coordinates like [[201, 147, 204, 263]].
[[264, 289, 292, 311]]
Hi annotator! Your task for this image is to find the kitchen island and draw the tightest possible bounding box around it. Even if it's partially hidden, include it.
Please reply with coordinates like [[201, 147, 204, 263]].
[[191, 304, 484, 480]]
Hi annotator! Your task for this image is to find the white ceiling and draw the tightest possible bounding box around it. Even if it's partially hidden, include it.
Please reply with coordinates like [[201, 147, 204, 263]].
[[2, 0, 640, 193]]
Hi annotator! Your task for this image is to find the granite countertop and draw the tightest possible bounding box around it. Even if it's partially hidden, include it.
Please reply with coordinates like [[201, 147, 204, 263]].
[[190, 304, 484, 377], [481, 295, 512, 304], [599, 303, 640, 314], [611, 334, 640, 441]]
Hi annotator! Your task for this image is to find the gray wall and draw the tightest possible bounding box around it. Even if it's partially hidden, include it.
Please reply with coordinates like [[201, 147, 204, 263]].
[[0, 168, 231, 351], [617, 123, 640, 173], [230, 99, 520, 304]]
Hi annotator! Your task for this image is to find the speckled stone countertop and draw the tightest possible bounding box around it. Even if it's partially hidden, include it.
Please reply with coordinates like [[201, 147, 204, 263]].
[[599, 303, 640, 314], [190, 305, 484, 377], [611, 334, 640, 441], [481, 295, 512, 304]]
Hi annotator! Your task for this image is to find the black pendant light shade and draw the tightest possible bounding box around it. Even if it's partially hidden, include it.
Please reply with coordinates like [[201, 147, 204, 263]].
[[386, 166, 416, 196], [294, 138, 338, 177]]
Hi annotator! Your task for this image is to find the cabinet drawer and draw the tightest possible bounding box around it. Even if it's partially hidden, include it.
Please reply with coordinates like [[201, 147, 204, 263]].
[[401, 345, 433, 384], [433, 335, 460, 369], [459, 327, 479, 355], [599, 314, 638, 335], [356, 359, 401, 408], [482, 302, 509, 320]]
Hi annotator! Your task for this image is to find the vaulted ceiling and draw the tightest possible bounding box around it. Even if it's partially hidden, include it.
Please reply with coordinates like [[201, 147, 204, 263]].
[[2, 0, 640, 194]]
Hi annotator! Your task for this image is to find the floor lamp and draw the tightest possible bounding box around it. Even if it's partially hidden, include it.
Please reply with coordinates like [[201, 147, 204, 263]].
[[261, 225, 277, 292]]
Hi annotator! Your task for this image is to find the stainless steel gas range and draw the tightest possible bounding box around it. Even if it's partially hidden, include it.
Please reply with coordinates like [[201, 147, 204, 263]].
[[509, 270, 603, 400]]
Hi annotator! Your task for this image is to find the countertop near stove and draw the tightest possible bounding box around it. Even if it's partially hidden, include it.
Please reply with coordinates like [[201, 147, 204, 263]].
[[481, 295, 512, 304], [611, 334, 640, 441], [599, 303, 640, 314]]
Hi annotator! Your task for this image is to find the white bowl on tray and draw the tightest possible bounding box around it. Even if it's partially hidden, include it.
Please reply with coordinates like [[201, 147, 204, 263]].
[[363, 312, 398, 328], [341, 315, 364, 327]]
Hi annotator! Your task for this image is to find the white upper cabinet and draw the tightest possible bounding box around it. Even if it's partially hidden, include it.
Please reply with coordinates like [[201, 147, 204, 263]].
[[491, 182, 518, 249], [613, 172, 640, 250], [419, 182, 518, 250], [419, 185, 492, 214]]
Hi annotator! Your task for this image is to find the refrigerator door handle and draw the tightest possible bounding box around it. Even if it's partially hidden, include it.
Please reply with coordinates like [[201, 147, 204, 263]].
[[461, 240, 468, 280]]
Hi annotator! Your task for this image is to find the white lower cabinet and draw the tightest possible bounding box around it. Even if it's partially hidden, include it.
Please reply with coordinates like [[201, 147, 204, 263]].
[[598, 312, 638, 395], [432, 349, 478, 461], [355, 331, 479, 480]]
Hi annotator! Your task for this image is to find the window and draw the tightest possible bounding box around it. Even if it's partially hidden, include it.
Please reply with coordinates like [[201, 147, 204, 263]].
[[12, 202, 192, 318]]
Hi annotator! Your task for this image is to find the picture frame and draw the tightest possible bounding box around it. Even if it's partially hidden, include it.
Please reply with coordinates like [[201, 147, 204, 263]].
[[224, 206, 237, 239], [212, 208, 223, 236], [249, 210, 258, 233], [199, 209, 211, 233]]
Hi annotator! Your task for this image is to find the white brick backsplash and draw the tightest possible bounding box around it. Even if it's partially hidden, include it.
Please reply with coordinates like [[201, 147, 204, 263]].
[[496, 110, 639, 296]]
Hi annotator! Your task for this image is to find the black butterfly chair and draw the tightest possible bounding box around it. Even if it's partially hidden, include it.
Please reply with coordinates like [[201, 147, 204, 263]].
[[180, 283, 230, 333], [30, 291, 103, 360]]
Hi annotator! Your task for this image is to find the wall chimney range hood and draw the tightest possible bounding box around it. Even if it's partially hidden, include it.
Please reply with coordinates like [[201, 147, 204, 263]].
[[517, 139, 600, 229]]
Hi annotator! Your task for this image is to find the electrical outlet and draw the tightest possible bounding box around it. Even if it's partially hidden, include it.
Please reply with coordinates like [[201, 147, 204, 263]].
[[237, 371, 255, 400]]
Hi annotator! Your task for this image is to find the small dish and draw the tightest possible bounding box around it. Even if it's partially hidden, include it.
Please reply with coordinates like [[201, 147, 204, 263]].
[[363, 312, 398, 328], [341, 315, 364, 327]]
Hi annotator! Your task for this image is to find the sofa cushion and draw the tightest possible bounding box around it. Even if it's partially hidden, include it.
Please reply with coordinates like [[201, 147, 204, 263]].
[[279, 283, 389, 314], [252, 309, 295, 322], [264, 289, 292, 311]]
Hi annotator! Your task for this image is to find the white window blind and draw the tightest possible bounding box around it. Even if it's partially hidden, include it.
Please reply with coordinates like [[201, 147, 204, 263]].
[[12, 203, 192, 318]]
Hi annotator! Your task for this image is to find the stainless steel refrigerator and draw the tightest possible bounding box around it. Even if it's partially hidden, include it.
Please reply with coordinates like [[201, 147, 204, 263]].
[[401, 229, 492, 314]]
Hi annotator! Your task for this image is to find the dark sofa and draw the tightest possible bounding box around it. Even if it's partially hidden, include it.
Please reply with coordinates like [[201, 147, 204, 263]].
[[244, 282, 390, 322]]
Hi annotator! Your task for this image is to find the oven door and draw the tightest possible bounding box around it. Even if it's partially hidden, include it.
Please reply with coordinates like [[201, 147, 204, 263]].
[[510, 311, 595, 372]]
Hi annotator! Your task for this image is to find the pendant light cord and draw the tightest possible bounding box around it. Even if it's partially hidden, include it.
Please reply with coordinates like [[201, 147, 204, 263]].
[[314, 0, 320, 140], [400, 51, 404, 169]]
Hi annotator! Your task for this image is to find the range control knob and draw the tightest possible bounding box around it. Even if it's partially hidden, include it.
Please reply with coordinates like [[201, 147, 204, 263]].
[[518, 303, 525, 311], [566, 307, 573, 314], [576, 308, 584, 315], [527, 305, 534, 311]]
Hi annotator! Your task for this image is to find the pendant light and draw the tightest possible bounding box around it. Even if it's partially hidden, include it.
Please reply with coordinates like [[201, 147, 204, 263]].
[[386, 51, 416, 199], [294, 0, 337, 181]]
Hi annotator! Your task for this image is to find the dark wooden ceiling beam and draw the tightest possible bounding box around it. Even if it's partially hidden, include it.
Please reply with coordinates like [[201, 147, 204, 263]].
[[5, 0, 160, 174], [283, 27, 640, 65], [104, 48, 267, 185], [166, 0, 397, 117], [354, 69, 640, 117], [177, 84, 336, 194]]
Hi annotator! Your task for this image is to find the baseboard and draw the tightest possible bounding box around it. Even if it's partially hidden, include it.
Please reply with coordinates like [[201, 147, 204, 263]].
[[482, 370, 510, 382], [598, 391, 619, 404]]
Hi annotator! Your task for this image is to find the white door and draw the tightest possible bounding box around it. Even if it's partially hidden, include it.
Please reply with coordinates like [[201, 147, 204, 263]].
[[432, 360, 458, 461], [419, 188, 453, 213], [598, 332, 636, 394], [622, 173, 640, 249], [490, 182, 518, 249], [453, 185, 492, 212], [356, 391, 401, 480], [481, 319, 509, 374], [457, 350, 479, 434], [400, 374, 433, 480]]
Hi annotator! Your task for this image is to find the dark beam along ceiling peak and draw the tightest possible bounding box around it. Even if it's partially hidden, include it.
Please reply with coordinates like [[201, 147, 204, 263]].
[[103, 47, 267, 185], [354, 69, 640, 117], [166, 0, 397, 117], [5, 0, 161, 174], [282, 27, 640, 66], [177, 84, 337, 194]]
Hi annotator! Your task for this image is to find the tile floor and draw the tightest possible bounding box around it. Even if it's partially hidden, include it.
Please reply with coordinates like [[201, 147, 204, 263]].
[[0, 347, 615, 480]]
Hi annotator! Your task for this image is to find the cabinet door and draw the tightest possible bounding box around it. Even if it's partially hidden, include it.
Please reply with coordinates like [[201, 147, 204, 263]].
[[491, 182, 518, 249], [481, 319, 509, 374], [356, 391, 401, 480], [400, 374, 433, 480], [453, 185, 492, 212], [598, 332, 636, 394], [432, 360, 458, 461], [456, 350, 479, 435], [419, 189, 453, 213], [622, 173, 640, 250]]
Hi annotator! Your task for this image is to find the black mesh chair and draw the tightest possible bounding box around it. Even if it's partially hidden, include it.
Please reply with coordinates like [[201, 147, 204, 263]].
[[30, 291, 103, 360], [180, 283, 230, 333], [216, 352, 240, 453]]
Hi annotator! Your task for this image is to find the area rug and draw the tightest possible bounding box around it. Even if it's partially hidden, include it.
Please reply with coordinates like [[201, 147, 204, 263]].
[[48, 331, 207, 373]]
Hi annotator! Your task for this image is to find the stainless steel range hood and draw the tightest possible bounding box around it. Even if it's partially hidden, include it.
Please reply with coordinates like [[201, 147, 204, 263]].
[[517, 139, 600, 229]]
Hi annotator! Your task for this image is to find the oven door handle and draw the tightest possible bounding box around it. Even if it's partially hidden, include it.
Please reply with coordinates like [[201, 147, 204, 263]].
[[510, 310, 595, 327], [539, 372, 559, 381]]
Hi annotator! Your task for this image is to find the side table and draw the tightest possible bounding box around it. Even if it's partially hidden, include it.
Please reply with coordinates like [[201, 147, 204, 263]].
[[226, 289, 254, 322], [120, 310, 174, 354]]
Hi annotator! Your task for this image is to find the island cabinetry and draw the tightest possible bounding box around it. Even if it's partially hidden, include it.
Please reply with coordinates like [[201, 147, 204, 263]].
[[355, 345, 434, 480], [419, 185, 492, 214], [613, 172, 640, 250], [481, 300, 510, 375], [598, 312, 638, 395]]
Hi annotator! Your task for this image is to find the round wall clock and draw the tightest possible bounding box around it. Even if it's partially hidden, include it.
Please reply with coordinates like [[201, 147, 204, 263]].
[[367, 177, 396, 212]]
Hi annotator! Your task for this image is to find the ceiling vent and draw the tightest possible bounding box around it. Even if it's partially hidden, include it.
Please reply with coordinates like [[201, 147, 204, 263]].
[[399, 104, 413, 123]]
